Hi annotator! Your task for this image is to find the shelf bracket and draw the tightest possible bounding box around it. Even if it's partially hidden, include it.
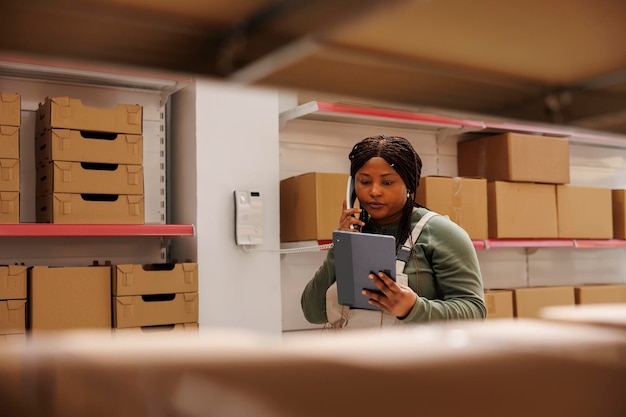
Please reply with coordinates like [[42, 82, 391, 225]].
[[525, 247, 539, 256], [160, 236, 171, 261]]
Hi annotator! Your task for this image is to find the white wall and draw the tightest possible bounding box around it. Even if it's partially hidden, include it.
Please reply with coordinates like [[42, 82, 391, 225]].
[[170, 79, 282, 336]]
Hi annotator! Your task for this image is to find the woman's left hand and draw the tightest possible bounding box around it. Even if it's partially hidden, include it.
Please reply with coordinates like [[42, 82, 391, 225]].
[[362, 271, 417, 318]]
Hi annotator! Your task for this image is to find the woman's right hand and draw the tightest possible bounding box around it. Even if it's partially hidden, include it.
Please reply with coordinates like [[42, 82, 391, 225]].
[[339, 200, 364, 231]]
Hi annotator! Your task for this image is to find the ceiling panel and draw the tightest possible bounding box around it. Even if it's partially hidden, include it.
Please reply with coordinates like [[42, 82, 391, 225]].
[[235, 0, 626, 134], [240, 43, 543, 110], [2, 0, 626, 134], [0, 0, 407, 75], [324, 0, 626, 84]]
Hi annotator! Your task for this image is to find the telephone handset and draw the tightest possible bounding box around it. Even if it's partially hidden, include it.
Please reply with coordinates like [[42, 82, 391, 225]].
[[346, 176, 356, 210], [346, 176, 363, 231]]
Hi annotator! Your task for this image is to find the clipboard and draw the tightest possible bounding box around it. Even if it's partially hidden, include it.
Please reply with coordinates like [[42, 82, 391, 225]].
[[333, 230, 396, 311]]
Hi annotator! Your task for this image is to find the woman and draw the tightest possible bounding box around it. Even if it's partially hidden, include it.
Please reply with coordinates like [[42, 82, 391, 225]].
[[301, 135, 486, 327]]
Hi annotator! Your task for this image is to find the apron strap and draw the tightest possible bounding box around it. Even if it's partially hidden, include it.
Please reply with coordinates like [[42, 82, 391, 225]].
[[395, 210, 439, 286]]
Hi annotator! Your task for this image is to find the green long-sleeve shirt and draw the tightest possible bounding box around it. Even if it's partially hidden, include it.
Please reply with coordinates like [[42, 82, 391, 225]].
[[301, 208, 487, 324]]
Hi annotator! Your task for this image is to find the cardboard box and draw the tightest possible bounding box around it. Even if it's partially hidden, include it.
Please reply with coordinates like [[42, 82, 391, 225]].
[[113, 292, 198, 328], [0, 125, 19, 159], [0, 159, 19, 192], [37, 97, 142, 135], [541, 303, 626, 331], [36, 193, 144, 224], [0, 192, 19, 223], [513, 286, 576, 318], [0, 300, 26, 335], [484, 290, 514, 319], [575, 285, 626, 305], [0, 333, 26, 345], [458, 133, 570, 184], [113, 322, 199, 337], [36, 161, 144, 198], [2, 321, 625, 417], [612, 189, 626, 239], [488, 181, 558, 238], [29, 266, 112, 331], [415, 176, 488, 239], [0, 265, 27, 300], [0, 93, 20, 127], [557, 185, 612, 238], [112, 263, 198, 296], [36, 128, 143, 165], [280, 172, 349, 242]]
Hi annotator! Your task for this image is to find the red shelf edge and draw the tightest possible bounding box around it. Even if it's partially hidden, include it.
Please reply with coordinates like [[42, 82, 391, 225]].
[[487, 239, 575, 249], [573, 239, 626, 248], [0, 224, 195, 237], [472, 239, 626, 249], [318, 238, 626, 250], [315, 102, 486, 128], [300, 101, 626, 146]]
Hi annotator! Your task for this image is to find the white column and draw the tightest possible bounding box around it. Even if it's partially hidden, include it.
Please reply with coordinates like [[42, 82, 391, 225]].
[[170, 78, 282, 336]]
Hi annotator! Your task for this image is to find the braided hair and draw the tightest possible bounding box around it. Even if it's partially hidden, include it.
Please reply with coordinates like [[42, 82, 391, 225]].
[[348, 135, 423, 251]]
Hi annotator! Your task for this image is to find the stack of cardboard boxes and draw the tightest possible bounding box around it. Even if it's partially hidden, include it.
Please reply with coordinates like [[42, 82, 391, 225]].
[[0, 93, 21, 223], [35, 96, 145, 224], [457, 132, 613, 239], [26, 262, 199, 336], [457, 132, 623, 318], [0, 93, 24, 341], [112, 263, 199, 335], [279, 133, 624, 241], [0, 95, 200, 337], [0, 266, 27, 344], [484, 284, 626, 319]]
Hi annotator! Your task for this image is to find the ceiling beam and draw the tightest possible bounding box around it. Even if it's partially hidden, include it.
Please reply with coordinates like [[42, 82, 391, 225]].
[[0, 0, 410, 78]]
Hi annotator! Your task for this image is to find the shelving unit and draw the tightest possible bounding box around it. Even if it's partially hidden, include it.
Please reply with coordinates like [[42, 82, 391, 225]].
[[280, 101, 626, 252], [0, 56, 196, 265], [0, 54, 191, 98], [279, 101, 484, 131]]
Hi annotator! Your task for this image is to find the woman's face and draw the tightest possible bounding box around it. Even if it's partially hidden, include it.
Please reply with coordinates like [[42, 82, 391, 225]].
[[354, 156, 408, 225]]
